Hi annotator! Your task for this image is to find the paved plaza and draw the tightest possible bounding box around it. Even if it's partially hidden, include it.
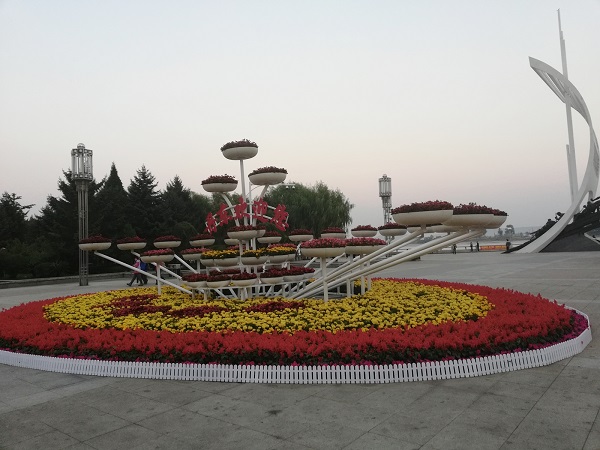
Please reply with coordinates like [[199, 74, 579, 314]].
[[0, 251, 599, 449]]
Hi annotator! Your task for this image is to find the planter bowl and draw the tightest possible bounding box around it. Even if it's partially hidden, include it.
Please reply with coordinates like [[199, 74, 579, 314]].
[[182, 253, 204, 261], [392, 210, 454, 226], [320, 232, 346, 239], [116, 242, 146, 251], [231, 278, 258, 287], [189, 239, 215, 247], [202, 182, 238, 193], [260, 276, 284, 284], [240, 256, 268, 265], [289, 234, 313, 242], [257, 236, 282, 244], [228, 230, 260, 241], [301, 247, 346, 258], [185, 280, 207, 288], [485, 215, 508, 228], [248, 172, 287, 186], [443, 214, 495, 228], [344, 245, 384, 255], [351, 230, 377, 238], [221, 146, 258, 160], [224, 238, 240, 246], [154, 240, 181, 248], [141, 254, 175, 263], [79, 242, 112, 251], [207, 280, 231, 289], [378, 228, 407, 237], [214, 257, 239, 267]]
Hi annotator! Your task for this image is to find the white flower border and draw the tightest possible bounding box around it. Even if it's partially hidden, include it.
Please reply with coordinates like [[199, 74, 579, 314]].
[[0, 309, 591, 384]]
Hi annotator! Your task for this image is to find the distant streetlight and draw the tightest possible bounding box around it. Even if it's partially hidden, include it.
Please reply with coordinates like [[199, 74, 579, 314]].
[[71, 143, 93, 286], [378, 175, 392, 242]]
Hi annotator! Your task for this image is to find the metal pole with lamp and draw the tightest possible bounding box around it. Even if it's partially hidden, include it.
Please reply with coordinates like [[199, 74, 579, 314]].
[[71, 143, 93, 286], [378, 174, 392, 242]]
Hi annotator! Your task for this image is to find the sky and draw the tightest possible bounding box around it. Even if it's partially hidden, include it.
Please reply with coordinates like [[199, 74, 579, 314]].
[[1, 1, 600, 231]]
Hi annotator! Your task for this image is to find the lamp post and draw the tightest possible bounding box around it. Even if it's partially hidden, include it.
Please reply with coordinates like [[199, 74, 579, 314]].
[[378, 174, 392, 242], [71, 143, 93, 286]]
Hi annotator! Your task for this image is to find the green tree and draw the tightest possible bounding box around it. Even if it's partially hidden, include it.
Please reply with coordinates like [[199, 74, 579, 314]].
[[127, 166, 163, 239], [0, 192, 33, 245], [93, 163, 132, 238], [265, 181, 353, 235]]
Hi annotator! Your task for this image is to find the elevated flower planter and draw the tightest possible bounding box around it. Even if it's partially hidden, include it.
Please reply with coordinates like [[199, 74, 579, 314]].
[[393, 210, 454, 227], [202, 182, 238, 193], [117, 242, 146, 251], [248, 171, 287, 186], [141, 254, 174, 263], [79, 242, 112, 251]]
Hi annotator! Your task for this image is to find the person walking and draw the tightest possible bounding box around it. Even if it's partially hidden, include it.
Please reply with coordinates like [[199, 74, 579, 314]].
[[139, 260, 148, 285], [452, 244, 457, 254], [127, 258, 143, 286]]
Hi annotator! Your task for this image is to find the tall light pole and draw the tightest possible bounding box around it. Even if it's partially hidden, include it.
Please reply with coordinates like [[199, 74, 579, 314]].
[[378, 174, 392, 241], [71, 143, 93, 286]]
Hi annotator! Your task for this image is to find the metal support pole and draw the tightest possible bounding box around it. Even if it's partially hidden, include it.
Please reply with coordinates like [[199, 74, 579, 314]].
[[76, 180, 89, 286]]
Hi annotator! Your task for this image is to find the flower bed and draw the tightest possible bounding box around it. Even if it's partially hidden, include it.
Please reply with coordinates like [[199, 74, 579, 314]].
[[0, 279, 588, 369], [220, 139, 258, 151]]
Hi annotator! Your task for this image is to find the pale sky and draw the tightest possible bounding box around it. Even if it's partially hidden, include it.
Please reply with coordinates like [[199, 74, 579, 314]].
[[1, 1, 600, 231]]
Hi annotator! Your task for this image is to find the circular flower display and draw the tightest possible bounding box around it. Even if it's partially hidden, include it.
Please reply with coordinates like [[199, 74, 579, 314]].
[[0, 279, 586, 366]]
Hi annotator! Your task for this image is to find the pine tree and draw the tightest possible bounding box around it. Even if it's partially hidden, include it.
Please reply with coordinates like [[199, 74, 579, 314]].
[[127, 165, 163, 239], [93, 163, 132, 238]]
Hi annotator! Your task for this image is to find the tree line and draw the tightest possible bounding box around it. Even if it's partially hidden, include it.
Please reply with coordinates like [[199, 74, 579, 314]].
[[0, 164, 353, 279]]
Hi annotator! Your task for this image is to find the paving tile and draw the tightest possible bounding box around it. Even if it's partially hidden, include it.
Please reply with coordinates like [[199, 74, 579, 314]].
[[550, 366, 600, 395], [83, 423, 163, 450], [221, 382, 323, 409], [370, 410, 455, 445], [286, 420, 365, 450], [503, 420, 589, 450], [0, 408, 55, 447], [276, 394, 393, 432], [68, 385, 175, 422], [344, 431, 421, 450], [5, 430, 81, 450], [420, 419, 509, 450], [583, 428, 600, 450], [24, 400, 131, 441], [137, 408, 231, 438]]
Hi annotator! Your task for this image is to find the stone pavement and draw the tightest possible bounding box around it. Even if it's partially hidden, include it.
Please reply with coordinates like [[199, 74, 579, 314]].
[[0, 252, 599, 449]]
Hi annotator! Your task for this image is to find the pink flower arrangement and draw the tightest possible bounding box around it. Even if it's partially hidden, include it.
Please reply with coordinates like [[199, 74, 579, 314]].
[[231, 272, 258, 281], [321, 227, 345, 234], [261, 268, 287, 278], [207, 273, 231, 282], [391, 200, 453, 214], [289, 228, 312, 236], [79, 235, 111, 244], [283, 266, 315, 276], [182, 273, 208, 282], [189, 233, 214, 240], [378, 223, 407, 230], [453, 203, 497, 215], [261, 231, 281, 238], [116, 236, 145, 244], [220, 139, 258, 151], [154, 235, 181, 242], [181, 248, 205, 255], [141, 249, 174, 256], [351, 225, 377, 231], [201, 174, 237, 185], [249, 166, 287, 176], [301, 238, 346, 249], [345, 237, 387, 247], [229, 225, 259, 232]]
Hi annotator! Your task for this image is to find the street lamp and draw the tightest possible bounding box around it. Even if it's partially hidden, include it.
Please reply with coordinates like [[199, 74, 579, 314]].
[[71, 143, 93, 286], [378, 174, 392, 242]]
